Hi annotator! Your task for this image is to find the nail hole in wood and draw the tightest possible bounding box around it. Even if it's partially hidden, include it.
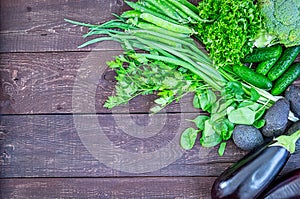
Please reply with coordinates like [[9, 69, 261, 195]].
[[26, 6, 32, 12]]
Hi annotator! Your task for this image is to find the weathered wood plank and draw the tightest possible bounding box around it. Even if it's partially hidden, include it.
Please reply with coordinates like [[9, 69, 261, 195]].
[[0, 52, 198, 114], [0, 114, 299, 178], [0, 177, 214, 199], [0, 0, 128, 52], [0, 0, 199, 53], [0, 113, 240, 177], [1, 52, 300, 114]]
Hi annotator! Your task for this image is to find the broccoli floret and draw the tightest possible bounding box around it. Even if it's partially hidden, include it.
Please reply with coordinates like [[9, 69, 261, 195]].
[[258, 0, 300, 47]]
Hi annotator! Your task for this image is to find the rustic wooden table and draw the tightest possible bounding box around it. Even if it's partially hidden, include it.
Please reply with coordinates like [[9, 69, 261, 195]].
[[0, 0, 299, 198]]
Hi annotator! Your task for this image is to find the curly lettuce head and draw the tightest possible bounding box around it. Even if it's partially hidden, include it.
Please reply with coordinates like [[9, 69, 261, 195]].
[[258, 0, 300, 47]]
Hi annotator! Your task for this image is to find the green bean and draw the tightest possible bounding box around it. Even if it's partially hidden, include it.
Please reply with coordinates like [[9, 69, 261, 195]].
[[167, 0, 211, 23], [128, 40, 151, 51], [89, 22, 135, 32], [136, 38, 225, 88], [134, 21, 188, 38], [78, 37, 119, 48], [83, 29, 123, 38], [133, 32, 180, 47], [131, 29, 210, 64], [155, 43, 225, 86], [120, 10, 141, 18], [64, 18, 99, 28], [124, 1, 179, 24], [130, 37, 179, 59], [176, 0, 198, 13], [144, 0, 183, 22], [163, 0, 192, 23], [139, 1, 164, 15], [139, 13, 193, 34]]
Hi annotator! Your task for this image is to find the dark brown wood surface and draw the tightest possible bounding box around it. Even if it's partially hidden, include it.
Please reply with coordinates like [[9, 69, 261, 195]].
[[0, 177, 215, 199], [0, 0, 299, 198]]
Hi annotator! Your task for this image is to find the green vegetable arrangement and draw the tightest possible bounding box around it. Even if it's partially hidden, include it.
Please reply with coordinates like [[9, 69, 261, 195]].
[[65, 0, 298, 155]]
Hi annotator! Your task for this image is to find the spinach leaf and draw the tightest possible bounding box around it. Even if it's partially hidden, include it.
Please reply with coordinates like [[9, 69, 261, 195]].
[[218, 142, 227, 156], [228, 107, 256, 125], [190, 115, 210, 130], [200, 120, 222, 147], [180, 127, 199, 150]]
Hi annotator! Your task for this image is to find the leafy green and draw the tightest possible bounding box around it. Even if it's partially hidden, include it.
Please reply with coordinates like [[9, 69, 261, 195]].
[[189, 115, 209, 130], [228, 107, 256, 125], [227, 100, 267, 125], [225, 81, 245, 101], [218, 142, 227, 156], [197, 0, 262, 67], [258, 0, 300, 47], [180, 127, 199, 150], [253, 119, 265, 129], [193, 89, 217, 112], [200, 120, 222, 147], [104, 53, 199, 112], [250, 88, 261, 101]]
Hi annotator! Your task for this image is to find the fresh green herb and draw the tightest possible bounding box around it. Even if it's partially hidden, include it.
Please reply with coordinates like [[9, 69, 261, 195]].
[[104, 53, 200, 112], [197, 0, 262, 68]]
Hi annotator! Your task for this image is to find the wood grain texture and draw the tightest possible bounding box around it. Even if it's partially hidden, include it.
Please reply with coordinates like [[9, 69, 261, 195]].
[[0, 177, 214, 199], [0, 114, 242, 178], [0, 52, 299, 114], [0, 0, 128, 52], [0, 52, 198, 114], [0, 0, 199, 53], [0, 114, 299, 178], [1, 0, 299, 198]]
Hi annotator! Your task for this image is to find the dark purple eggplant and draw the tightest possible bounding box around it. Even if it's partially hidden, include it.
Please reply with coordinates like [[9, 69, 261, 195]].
[[211, 130, 300, 199], [260, 168, 300, 199]]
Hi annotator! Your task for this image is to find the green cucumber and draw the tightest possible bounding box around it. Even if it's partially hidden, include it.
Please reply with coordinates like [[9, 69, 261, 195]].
[[256, 57, 279, 75], [267, 46, 300, 81], [233, 65, 273, 90], [242, 45, 282, 63], [256, 45, 283, 75], [271, 63, 300, 95]]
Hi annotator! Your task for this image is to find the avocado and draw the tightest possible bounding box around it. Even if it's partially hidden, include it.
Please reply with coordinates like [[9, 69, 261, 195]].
[[262, 99, 290, 137], [286, 121, 300, 154], [285, 85, 300, 118], [233, 125, 264, 151]]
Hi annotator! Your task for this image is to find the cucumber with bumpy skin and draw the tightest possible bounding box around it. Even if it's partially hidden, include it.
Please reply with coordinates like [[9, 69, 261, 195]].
[[233, 64, 273, 90], [271, 63, 300, 95], [256, 50, 281, 75], [268, 46, 300, 81], [242, 45, 282, 63]]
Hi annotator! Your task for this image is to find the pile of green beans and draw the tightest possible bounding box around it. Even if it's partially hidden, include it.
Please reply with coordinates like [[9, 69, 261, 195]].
[[65, 0, 226, 90]]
